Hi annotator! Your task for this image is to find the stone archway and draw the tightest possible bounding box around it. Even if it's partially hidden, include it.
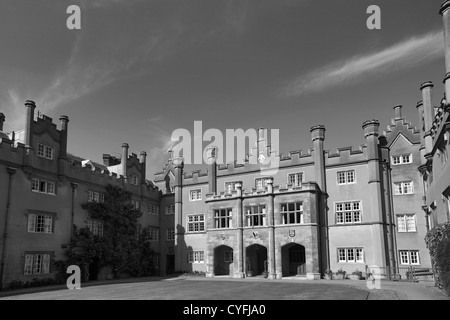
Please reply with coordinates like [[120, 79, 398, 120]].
[[282, 243, 306, 276], [214, 245, 233, 276], [246, 244, 268, 277]]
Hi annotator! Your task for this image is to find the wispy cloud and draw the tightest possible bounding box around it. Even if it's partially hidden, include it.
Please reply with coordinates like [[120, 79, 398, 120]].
[[281, 30, 444, 97], [36, 15, 184, 114]]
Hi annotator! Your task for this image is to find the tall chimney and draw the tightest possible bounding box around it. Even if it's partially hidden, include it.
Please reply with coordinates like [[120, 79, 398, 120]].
[[420, 82, 434, 156], [393, 105, 403, 120], [0, 113, 5, 131], [59, 115, 69, 158], [310, 125, 326, 192], [140, 151, 147, 183], [24, 100, 36, 147], [441, 1, 450, 97], [206, 146, 217, 194], [121, 143, 129, 179]]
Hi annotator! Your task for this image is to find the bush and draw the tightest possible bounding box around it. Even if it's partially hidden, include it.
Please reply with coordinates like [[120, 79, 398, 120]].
[[436, 238, 450, 295], [425, 221, 450, 293]]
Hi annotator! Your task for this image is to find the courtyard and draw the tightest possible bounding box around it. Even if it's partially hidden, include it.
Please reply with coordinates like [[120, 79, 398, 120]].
[[0, 276, 448, 300]]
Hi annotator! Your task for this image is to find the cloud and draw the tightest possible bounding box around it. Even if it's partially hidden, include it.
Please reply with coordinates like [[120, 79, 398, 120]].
[[36, 13, 184, 114], [281, 30, 444, 97]]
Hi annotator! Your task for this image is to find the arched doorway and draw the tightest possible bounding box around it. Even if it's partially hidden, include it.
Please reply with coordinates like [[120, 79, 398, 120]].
[[214, 245, 233, 276], [246, 244, 267, 277], [282, 243, 306, 276]]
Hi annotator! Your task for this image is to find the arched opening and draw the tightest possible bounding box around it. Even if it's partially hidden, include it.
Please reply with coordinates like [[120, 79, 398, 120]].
[[282, 243, 306, 276], [246, 244, 268, 277], [214, 245, 233, 276]]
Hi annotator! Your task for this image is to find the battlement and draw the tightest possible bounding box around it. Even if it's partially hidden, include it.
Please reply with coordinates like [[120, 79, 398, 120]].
[[205, 181, 319, 202]]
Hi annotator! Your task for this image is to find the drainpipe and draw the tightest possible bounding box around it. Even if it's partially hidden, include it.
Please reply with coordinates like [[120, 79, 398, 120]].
[[70, 183, 78, 238], [0, 167, 16, 290]]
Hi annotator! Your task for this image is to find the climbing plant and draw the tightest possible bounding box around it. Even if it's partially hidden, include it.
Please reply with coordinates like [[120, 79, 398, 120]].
[[425, 221, 450, 295], [55, 184, 157, 282]]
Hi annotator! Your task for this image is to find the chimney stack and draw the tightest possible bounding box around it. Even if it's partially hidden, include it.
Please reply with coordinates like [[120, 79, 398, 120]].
[[59, 115, 69, 158], [0, 113, 5, 131], [121, 143, 129, 179], [206, 146, 218, 194], [441, 1, 450, 99], [310, 125, 326, 192], [393, 105, 403, 120], [24, 100, 36, 147], [140, 151, 147, 183], [420, 82, 434, 156]]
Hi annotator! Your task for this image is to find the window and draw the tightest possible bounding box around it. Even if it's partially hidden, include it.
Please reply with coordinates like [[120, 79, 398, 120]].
[[24, 253, 51, 275], [337, 170, 355, 185], [245, 205, 266, 227], [287, 173, 304, 187], [214, 209, 232, 229], [37, 143, 54, 160], [189, 189, 202, 201], [88, 191, 104, 203], [131, 200, 140, 210], [86, 220, 103, 237], [281, 202, 304, 224], [392, 154, 412, 165], [399, 250, 420, 265], [224, 251, 233, 263], [188, 214, 205, 232], [337, 248, 364, 263], [335, 201, 361, 224], [397, 214, 417, 232], [394, 181, 414, 195], [148, 227, 159, 241], [166, 228, 175, 241], [148, 203, 159, 215], [27, 213, 53, 234], [129, 174, 139, 185], [166, 205, 175, 215], [225, 181, 240, 194], [31, 178, 56, 195], [187, 251, 204, 263], [255, 178, 268, 191]]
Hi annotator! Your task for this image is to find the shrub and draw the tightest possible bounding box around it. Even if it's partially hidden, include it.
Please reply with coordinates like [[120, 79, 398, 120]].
[[425, 221, 450, 292], [436, 237, 450, 295], [324, 269, 333, 277]]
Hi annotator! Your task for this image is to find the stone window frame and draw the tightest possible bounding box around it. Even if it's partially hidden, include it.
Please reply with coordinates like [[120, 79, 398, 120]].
[[187, 214, 205, 233]]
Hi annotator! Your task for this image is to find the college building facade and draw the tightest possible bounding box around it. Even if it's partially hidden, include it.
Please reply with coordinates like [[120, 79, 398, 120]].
[[1, 1, 449, 289]]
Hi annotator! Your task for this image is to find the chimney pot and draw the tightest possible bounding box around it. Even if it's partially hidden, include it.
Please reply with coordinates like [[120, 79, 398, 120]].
[[0, 113, 5, 131], [393, 105, 403, 119]]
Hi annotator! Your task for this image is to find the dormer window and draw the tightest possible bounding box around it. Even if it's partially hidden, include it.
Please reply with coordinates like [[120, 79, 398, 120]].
[[37, 143, 54, 160]]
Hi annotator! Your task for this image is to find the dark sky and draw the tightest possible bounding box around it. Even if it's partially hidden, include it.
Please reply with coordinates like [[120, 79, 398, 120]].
[[0, 0, 446, 177]]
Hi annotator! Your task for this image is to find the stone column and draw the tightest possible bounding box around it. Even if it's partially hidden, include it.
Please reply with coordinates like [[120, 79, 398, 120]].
[[266, 177, 277, 279], [173, 156, 184, 272], [234, 182, 245, 278]]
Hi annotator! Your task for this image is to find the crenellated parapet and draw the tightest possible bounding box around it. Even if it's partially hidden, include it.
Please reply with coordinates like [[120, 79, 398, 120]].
[[204, 181, 320, 202]]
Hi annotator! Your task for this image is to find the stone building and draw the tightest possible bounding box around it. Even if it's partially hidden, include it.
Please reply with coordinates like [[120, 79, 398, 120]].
[[0, 101, 160, 288], [1, 0, 449, 290], [154, 121, 397, 279]]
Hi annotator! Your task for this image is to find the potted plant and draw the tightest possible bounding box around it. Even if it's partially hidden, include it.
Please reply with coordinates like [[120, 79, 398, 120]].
[[348, 269, 364, 280], [262, 271, 269, 278], [335, 269, 346, 280], [324, 269, 333, 280]]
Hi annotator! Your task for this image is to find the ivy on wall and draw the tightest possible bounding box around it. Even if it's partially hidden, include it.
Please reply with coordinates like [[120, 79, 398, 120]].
[[425, 221, 450, 295], [55, 184, 157, 282]]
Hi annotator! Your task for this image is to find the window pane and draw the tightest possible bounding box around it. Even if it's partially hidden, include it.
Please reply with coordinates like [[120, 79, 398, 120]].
[[406, 215, 416, 232], [338, 249, 346, 262], [397, 215, 406, 232]]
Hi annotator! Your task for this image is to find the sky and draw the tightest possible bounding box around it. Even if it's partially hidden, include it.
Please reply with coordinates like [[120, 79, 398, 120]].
[[0, 0, 447, 179]]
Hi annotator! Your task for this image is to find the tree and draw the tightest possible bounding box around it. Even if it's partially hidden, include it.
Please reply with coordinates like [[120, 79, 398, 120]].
[[55, 184, 157, 281]]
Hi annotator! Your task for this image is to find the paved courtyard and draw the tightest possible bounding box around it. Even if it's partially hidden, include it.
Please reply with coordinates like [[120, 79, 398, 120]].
[[0, 277, 448, 300]]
